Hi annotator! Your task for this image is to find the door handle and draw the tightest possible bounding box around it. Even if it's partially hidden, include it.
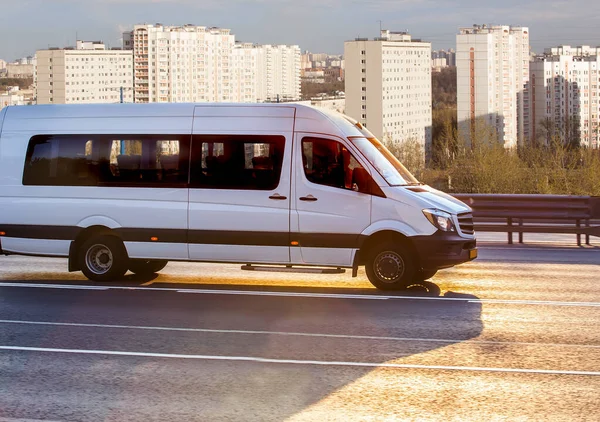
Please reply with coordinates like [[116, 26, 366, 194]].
[[269, 194, 287, 200], [299, 195, 318, 202]]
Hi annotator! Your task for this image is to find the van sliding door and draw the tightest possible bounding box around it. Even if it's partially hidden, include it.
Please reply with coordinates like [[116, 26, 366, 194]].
[[188, 106, 294, 264]]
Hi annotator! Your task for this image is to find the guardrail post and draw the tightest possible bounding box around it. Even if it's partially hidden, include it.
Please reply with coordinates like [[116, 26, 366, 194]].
[[586, 219, 591, 246], [508, 217, 513, 245], [576, 219, 581, 246], [518, 218, 524, 244]]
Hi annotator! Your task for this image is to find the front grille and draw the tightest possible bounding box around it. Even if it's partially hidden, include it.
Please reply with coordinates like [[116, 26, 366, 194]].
[[457, 212, 475, 235]]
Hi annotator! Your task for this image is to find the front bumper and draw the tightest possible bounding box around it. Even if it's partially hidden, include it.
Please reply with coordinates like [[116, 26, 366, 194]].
[[411, 231, 477, 271]]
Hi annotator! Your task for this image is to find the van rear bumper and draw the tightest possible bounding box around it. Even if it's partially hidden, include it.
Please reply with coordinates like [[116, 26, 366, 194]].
[[411, 232, 477, 271]]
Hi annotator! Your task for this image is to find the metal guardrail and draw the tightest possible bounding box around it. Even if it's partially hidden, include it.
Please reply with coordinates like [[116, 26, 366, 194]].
[[453, 194, 600, 246]]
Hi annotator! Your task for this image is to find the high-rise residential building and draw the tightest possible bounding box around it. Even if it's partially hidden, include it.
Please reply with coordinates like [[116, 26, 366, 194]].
[[457, 25, 530, 148], [301, 51, 312, 69], [35, 41, 133, 105], [432, 58, 448, 73], [258, 44, 302, 102], [432, 49, 456, 67], [231, 42, 261, 103], [529, 46, 600, 149], [6, 63, 35, 78], [123, 24, 300, 104], [123, 24, 236, 103], [345, 30, 432, 158]]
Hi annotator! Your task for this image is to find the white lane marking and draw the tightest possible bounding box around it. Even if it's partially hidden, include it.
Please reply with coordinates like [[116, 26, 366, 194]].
[[176, 288, 388, 300], [1, 282, 600, 307], [0, 282, 109, 291], [2, 319, 599, 350], [469, 298, 600, 307], [478, 246, 599, 252], [1, 345, 599, 376]]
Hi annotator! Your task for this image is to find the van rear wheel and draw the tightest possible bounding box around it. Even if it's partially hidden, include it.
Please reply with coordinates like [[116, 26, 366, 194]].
[[129, 259, 168, 275], [365, 242, 416, 290], [78, 235, 128, 282]]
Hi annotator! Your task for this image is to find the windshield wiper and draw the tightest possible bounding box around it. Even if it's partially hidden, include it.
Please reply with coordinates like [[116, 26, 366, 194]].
[[396, 182, 424, 187]]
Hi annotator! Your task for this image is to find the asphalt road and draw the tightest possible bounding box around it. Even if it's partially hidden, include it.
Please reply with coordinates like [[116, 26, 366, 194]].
[[0, 240, 599, 421]]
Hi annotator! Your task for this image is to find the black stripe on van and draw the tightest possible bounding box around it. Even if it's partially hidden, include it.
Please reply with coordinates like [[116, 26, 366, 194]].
[[0, 225, 366, 249], [0, 225, 82, 241], [187, 230, 290, 247], [294, 233, 366, 249]]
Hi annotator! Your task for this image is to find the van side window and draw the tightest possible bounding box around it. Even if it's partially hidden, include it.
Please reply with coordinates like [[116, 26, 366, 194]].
[[108, 138, 187, 185], [302, 137, 366, 192], [23, 135, 189, 187], [23, 135, 99, 186], [190, 135, 285, 190]]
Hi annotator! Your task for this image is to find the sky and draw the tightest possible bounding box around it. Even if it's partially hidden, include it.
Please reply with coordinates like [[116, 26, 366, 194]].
[[1, 0, 600, 61]]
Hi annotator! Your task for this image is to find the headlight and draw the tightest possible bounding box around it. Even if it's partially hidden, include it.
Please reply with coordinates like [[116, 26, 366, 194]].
[[422, 209, 455, 232]]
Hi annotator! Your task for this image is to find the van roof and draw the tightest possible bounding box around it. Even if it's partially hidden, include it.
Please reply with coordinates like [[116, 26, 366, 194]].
[[3, 102, 320, 118], [2, 103, 365, 138]]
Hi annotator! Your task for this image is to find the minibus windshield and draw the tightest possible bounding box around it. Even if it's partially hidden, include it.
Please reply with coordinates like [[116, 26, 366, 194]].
[[350, 136, 420, 186]]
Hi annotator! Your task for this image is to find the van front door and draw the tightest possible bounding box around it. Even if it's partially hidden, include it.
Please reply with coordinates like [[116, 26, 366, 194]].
[[292, 134, 372, 267], [187, 106, 294, 264]]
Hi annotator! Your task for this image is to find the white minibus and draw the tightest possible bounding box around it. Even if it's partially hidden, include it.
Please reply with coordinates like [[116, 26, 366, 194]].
[[0, 103, 476, 290]]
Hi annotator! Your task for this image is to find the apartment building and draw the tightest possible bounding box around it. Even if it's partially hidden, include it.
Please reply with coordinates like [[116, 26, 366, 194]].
[[457, 25, 530, 148], [529, 46, 600, 148], [345, 30, 432, 158], [123, 24, 300, 103], [35, 41, 133, 104], [7, 63, 35, 78], [231, 42, 261, 103], [432, 49, 456, 67], [257, 44, 301, 102], [123, 24, 235, 103]]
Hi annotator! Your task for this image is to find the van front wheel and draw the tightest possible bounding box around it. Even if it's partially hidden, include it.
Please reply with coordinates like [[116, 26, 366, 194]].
[[366, 243, 415, 290], [129, 259, 168, 275], [78, 236, 129, 282]]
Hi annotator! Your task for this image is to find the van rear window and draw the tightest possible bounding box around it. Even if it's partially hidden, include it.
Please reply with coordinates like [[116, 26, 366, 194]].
[[23, 134, 189, 187]]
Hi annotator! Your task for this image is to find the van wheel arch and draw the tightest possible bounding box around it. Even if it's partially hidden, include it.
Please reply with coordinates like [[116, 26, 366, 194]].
[[68, 226, 124, 272], [355, 231, 421, 290], [355, 230, 420, 270]]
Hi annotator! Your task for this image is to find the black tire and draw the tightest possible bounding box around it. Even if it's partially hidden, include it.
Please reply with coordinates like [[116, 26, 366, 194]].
[[365, 242, 416, 290], [417, 269, 438, 281], [78, 235, 129, 282], [128, 259, 168, 275]]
